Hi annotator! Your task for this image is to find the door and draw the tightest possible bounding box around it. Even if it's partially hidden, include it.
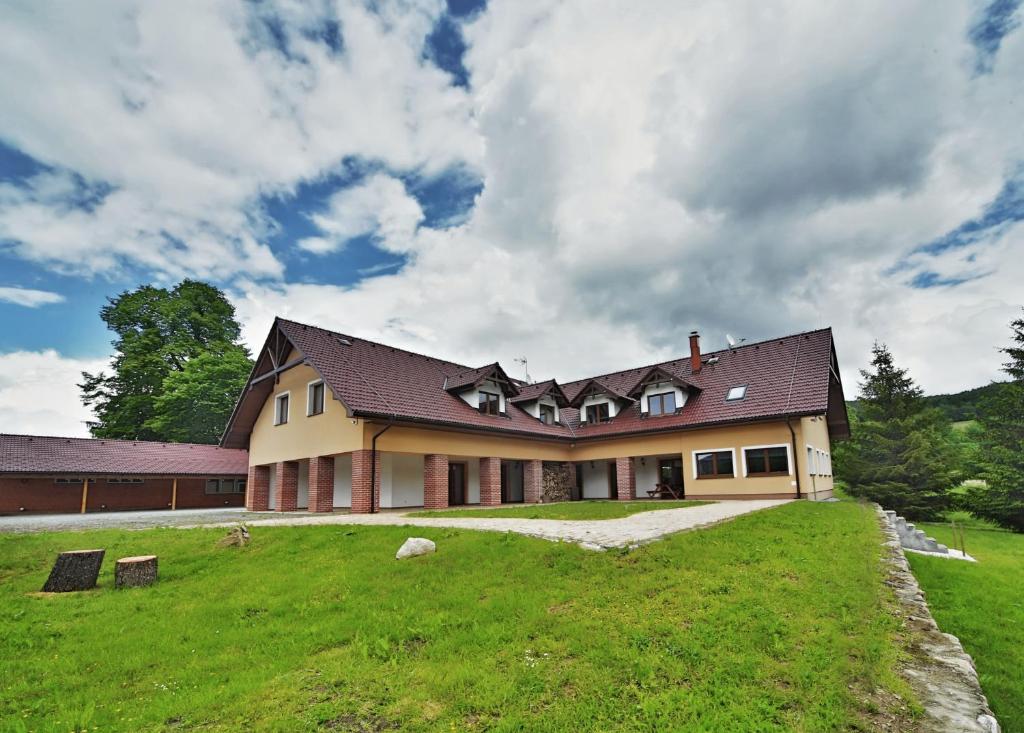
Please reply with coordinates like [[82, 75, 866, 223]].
[[658, 458, 684, 497], [608, 462, 618, 499], [448, 462, 467, 505]]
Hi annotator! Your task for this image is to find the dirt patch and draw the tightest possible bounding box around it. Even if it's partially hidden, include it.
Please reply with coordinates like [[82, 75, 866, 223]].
[[876, 506, 1000, 733]]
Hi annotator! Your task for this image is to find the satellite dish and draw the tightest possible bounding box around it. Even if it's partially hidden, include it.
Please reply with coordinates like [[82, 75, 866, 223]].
[[726, 334, 746, 349]]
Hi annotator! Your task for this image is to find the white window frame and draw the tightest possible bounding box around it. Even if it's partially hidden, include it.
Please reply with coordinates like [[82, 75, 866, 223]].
[[740, 443, 793, 477], [274, 390, 291, 426], [307, 379, 326, 417], [806, 445, 817, 476], [691, 448, 737, 480]]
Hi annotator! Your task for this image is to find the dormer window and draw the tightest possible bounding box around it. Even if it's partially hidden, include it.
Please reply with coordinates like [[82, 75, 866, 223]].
[[274, 392, 290, 425], [585, 403, 610, 424], [648, 392, 677, 416], [726, 385, 747, 401], [307, 380, 325, 416], [479, 391, 501, 415], [539, 403, 556, 425]]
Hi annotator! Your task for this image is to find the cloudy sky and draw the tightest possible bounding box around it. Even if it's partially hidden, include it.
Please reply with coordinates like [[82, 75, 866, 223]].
[[1, 0, 1022, 437]]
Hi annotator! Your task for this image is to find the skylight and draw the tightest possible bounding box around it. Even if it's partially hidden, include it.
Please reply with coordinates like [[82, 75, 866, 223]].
[[725, 385, 747, 401]]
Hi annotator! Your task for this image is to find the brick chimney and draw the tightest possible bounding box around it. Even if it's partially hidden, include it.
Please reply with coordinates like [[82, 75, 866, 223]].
[[689, 331, 701, 373]]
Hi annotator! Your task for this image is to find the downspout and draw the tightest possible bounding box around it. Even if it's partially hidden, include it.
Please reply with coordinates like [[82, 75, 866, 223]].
[[368, 421, 393, 514], [786, 418, 802, 500]]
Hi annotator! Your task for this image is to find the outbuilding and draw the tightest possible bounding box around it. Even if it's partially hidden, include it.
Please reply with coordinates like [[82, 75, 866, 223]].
[[0, 433, 249, 514]]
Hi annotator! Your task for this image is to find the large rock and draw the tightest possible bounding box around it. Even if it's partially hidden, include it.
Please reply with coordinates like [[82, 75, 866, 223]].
[[396, 537, 436, 559], [42, 549, 105, 592]]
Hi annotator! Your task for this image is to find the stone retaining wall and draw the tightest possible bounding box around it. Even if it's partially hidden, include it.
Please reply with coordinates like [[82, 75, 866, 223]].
[[876, 505, 999, 732]]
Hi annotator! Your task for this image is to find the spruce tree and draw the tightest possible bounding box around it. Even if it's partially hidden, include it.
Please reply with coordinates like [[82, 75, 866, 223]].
[[967, 312, 1024, 531], [835, 343, 957, 519]]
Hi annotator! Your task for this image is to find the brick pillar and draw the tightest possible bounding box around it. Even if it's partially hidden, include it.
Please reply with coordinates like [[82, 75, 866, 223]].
[[424, 454, 449, 509], [616, 457, 636, 501], [246, 465, 270, 511], [523, 459, 543, 503], [308, 456, 335, 513], [479, 457, 501, 506], [275, 460, 299, 512], [351, 449, 381, 514]]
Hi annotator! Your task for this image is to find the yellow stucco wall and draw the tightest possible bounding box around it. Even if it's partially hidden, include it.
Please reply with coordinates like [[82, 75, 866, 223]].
[[797, 415, 835, 499], [248, 361, 364, 466], [366, 424, 571, 461]]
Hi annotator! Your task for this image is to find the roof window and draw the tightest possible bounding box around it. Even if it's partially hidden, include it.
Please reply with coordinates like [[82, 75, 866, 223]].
[[725, 385, 747, 401]]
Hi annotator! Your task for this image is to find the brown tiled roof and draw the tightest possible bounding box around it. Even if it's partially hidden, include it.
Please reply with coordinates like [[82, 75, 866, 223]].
[[508, 379, 569, 406], [221, 319, 847, 447], [0, 434, 249, 476], [444, 363, 520, 396]]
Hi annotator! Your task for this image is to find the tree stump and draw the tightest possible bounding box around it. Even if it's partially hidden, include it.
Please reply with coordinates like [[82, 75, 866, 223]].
[[42, 549, 105, 592], [114, 555, 158, 589], [217, 525, 250, 548]]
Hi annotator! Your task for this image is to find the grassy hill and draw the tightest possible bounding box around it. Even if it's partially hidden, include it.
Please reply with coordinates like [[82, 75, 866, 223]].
[[847, 381, 1009, 423]]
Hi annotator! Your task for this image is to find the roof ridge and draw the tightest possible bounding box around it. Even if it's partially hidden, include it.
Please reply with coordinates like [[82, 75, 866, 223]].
[[275, 317, 474, 373], [561, 327, 834, 388], [0, 433, 241, 449]]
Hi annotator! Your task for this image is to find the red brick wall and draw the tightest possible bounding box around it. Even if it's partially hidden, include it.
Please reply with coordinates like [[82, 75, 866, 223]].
[[616, 457, 636, 501], [523, 459, 543, 503], [423, 454, 449, 509], [308, 456, 334, 513], [0, 476, 245, 514], [479, 457, 501, 506], [274, 461, 299, 512], [351, 449, 381, 514], [247, 465, 270, 511]]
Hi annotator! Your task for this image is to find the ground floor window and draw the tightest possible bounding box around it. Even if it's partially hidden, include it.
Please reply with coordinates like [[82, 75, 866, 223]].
[[744, 446, 790, 476], [54, 478, 83, 484], [694, 450, 734, 478], [206, 478, 246, 494], [107, 477, 144, 484]]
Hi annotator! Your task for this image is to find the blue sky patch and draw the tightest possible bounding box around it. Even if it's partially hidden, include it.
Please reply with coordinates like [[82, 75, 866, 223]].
[[970, 0, 1022, 74]]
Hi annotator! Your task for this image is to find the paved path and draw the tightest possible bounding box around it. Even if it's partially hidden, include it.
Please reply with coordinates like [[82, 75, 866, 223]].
[[0, 501, 791, 548]]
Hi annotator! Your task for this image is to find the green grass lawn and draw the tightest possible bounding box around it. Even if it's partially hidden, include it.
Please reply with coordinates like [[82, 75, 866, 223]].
[[0, 502, 915, 732], [908, 524, 1024, 732], [406, 499, 709, 520]]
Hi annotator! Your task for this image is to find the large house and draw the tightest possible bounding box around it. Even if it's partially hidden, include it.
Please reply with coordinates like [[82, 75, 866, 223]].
[[0, 435, 249, 514], [221, 318, 849, 512]]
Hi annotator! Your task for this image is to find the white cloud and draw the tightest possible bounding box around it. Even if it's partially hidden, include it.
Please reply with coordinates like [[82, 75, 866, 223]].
[[0, 286, 64, 307], [0, 351, 105, 437], [231, 0, 1024, 395], [3, 0, 1023, 399], [0, 0, 479, 279], [297, 174, 424, 254]]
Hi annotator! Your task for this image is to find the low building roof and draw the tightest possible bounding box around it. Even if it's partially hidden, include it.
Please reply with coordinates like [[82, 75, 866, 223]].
[[222, 318, 849, 447], [0, 434, 249, 476]]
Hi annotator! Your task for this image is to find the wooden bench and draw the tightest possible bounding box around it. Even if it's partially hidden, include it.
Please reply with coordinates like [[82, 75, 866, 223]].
[[646, 483, 682, 500]]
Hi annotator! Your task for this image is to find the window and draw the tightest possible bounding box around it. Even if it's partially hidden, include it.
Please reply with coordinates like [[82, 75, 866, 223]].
[[206, 479, 245, 495], [807, 446, 817, 475], [539, 403, 556, 425], [307, 381, 325, 416], [648, 392, 677, 416], [725, 385, 747, 401], [744, 446, 790, 476], [585, 402, 610, 424], [106, 478, 144, 484], [479, 391, 501, 415], [54, 478, 84, 484], [275, 392, 290, 425], [694, 450, 734, 478]]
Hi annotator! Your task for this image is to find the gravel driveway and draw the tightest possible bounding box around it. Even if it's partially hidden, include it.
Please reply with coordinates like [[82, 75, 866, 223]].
[[0, 500, 791, 549]]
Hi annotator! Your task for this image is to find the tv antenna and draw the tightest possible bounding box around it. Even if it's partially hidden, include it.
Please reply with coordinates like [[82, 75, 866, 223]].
[[726, 334, 746, 349], [513, 356, 532, 384]]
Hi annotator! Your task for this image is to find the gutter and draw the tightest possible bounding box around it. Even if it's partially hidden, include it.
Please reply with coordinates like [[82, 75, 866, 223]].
[[368, 420, 393, 514], [786, 418, 802, 500]]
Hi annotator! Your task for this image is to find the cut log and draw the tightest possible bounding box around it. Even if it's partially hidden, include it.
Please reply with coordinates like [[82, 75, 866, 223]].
[[115, 555, 158, 589], [42, 549, 105, 592]]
